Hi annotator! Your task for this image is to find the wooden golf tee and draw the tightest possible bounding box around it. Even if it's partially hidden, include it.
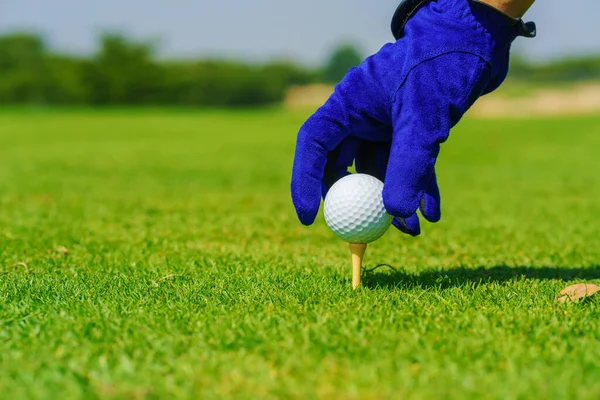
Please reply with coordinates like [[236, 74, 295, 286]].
[[349, 243, 367, 290]]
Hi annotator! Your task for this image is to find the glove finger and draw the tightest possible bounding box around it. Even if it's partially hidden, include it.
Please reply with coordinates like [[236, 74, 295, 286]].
[[355, 141, 440, 225], [419, 170, 441, 223], [392, 214, 421, 237], [291, 96, 351, 226], [382, 128, 439, 220]]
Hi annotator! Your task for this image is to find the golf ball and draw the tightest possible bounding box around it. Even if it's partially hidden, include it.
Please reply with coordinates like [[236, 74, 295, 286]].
[[324, 173, 393, 244]]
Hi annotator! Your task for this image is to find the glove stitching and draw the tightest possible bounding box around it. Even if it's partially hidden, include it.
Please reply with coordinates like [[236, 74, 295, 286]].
[[455, 57, 489, 116], [390, 50, 490, 105]]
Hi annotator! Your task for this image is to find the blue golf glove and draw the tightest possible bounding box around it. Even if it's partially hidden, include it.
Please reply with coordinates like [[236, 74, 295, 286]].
[[291, 0, 535, 236]]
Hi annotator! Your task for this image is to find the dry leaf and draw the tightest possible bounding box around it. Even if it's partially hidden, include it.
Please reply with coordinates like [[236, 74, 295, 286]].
[[56, 246, 69, 256], [9, 262, 29, 274], [557, 283, 600, 303]]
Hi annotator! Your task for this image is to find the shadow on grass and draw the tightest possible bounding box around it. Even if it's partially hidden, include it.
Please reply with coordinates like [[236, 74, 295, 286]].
[[362, 265, 600, 290]]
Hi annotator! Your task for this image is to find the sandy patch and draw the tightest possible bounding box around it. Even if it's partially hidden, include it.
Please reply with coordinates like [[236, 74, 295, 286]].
[[285, 83, 600, 118]]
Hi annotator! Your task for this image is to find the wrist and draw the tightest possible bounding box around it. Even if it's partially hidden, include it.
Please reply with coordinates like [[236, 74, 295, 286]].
[[391, 0, 536, 40], [470, 0, 537, 38], [474, 0, 533, 18]]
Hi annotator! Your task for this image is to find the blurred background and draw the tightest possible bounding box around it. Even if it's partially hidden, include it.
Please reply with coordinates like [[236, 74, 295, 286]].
[[3, 3, 600, 397], [0, 0, 599, 114]]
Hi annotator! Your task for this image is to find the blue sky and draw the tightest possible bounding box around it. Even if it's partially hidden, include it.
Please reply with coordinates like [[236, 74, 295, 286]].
[[1, 0, 599, 66]]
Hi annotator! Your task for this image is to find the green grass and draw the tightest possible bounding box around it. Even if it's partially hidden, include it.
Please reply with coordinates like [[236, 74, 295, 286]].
[[2, 108, 600, 399]]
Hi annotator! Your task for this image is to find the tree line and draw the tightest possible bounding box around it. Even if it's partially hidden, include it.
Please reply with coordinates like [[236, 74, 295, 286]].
[[510, 55, 600, 83], [0, 32, 598, 107]]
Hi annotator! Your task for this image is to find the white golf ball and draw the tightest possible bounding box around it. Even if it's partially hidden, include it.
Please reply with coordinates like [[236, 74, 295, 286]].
[[323, 173, 393, 244]]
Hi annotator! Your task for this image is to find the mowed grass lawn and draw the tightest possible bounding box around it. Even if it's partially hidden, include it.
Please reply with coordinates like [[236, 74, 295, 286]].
[[1, 108, 600, 399]]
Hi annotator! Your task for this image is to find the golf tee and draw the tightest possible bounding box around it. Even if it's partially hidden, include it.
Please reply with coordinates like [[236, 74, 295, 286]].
[[349, 243, 367, 290]]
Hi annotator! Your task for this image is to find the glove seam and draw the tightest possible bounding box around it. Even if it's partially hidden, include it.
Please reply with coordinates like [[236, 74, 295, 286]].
[[390, 51, 488, 105], [455, 57, 489, 116]]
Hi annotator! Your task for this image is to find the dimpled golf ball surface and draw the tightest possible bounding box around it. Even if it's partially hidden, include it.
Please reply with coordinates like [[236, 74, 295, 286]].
[[324, 174, 393, 244]]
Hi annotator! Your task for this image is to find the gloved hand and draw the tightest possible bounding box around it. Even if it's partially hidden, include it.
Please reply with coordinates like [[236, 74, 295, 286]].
[[291, 0, 535, 236]]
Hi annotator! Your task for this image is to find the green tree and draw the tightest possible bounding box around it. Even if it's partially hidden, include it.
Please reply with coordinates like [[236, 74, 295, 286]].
[[0, 33, 48, 103], [323, 44, 363, 84], [43, 55, 89, 104], [84, 34, 164, 104]]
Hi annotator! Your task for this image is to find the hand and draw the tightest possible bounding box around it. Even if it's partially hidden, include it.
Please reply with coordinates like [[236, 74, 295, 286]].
[[291, 0, 534, 236]]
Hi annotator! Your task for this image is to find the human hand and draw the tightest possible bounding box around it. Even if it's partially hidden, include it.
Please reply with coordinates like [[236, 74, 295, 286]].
[[291, 0, 535, 236]]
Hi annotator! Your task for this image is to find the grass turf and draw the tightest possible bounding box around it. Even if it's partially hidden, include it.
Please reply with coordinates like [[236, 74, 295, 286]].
[[1, 108, 600, 399]]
